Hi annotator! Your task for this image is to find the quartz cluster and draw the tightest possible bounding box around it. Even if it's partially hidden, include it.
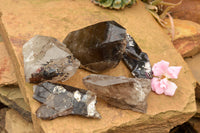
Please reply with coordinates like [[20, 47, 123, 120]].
[[33, 82, 101, 119], [83, 74, 151, 113], [23, 35, 80, 83]]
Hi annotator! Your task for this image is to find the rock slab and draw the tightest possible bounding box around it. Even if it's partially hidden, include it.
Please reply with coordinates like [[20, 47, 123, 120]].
[[0, 40, 17, 86], [0, 108, 34, 133], [5, 109, 34, 133], [165, 19, 200, 57], [0, 86, 31, 122], [0, 0, 197, 132], [185, 53, 200, 99]]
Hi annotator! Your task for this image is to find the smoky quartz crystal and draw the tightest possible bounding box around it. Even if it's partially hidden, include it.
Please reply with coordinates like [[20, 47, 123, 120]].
[[123, 34, 153, 79], [83, 74, 151, 113], [63, 21, 127, 73], [33, 82, 101, 120], [23, 35, 80, 83]]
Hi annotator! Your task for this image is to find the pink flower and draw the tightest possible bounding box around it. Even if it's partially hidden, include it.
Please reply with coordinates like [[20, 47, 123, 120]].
[[151, 60, 182, 96]]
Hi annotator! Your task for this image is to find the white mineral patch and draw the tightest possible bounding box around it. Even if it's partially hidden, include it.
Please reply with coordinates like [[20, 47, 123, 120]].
[[66, 66, 74, 71], [24, 50, 34, 62], [74, 90, 81, 102], [81, 94, 87, 102], [126, 33, 135, 46], [87, 98, 96, 117], [144, 62, 151, 73], [53, 86, 66, 94]]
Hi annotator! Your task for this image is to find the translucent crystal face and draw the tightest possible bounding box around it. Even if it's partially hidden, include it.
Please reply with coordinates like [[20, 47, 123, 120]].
[[63, 21, 127, 73], [23, 35, 80, 83], [83, 74, 151, 113]]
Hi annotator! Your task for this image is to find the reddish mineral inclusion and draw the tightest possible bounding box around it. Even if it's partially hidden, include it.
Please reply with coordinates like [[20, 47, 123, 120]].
[[23, 35, 80, 83]]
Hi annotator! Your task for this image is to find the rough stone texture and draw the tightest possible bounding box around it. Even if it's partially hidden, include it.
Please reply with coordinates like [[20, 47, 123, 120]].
[[0, 40, 17, 86], [165, 19, 200, 57], [0, 102, 7, 109], [185, 53, 200, 99], [0, 108, 8, 132], [169, 122, 198, 133], [0, 0, 197, 132], [0, 108, 33, 133], [196, 84, 200, 100], [23, 35, 80, 83], [164, 0, 200, 24], [194, 99, 200, 118], [83, 74, 151, 113], [123, 34, 152, 79], [5, 109, 34, 133], [63, 21, 127, 73], [188, 118, 200, 132], [0, 86, 31, 122], [33, 82, 100, 120], [185, 53, 200, 83]]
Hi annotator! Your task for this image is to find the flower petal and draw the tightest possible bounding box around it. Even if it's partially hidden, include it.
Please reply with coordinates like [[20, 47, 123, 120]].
[[152, 60, 169, 77], [151, 77, 159, 91], [167, 66, 182, 79], [155, 86, 165, 94], [164, 81, 177, 96], [151, 78, 168, 95]]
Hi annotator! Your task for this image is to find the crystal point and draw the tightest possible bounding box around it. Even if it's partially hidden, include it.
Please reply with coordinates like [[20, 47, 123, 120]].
[[33, 82, 101, 120], [83, 74, 151, 113], [123, 34, 153, 79], [23, 35, 80, 83], [63, 21, 127, 73]]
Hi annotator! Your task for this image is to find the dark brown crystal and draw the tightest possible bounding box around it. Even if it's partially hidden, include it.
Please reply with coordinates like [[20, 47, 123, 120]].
[[63, 21, 127, 73], [33, 82, 101, 120], [83, 74, 151, 113], [123, 34, 153, 79]]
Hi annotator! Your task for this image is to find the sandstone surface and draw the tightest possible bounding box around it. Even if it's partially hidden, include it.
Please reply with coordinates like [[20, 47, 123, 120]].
[[0, 40, 17, 86], [0, 108, 34, 133], [5, 109, 34, 133], [165, 19, 200, 57], [188, 118, 200, 133], [0, 0, 197, 132], [0, 86, 31, 122], [0, 108, 8, 132], [185, 53, 200, 99]]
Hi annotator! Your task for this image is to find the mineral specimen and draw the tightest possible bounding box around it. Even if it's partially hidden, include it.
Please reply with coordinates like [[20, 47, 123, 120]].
[[123, 34, 153, 79], [23, 35, 80, 83], [83, 74, 151, 113], [33, 82, 101, 120], [63, 21, 127, 73]]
